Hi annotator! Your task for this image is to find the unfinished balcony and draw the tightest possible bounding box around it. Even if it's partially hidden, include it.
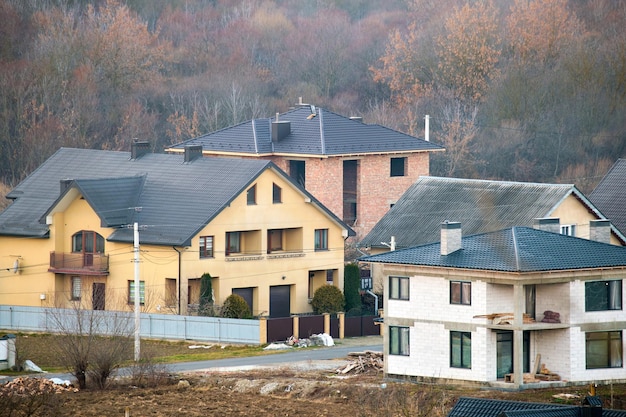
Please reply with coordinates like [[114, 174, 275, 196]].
[[49, 252, 109, 276]]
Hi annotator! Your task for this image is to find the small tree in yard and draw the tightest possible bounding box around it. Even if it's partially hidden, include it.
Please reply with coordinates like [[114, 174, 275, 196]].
[[221, 294, 252, 319], [46, 291, 133, 389], [198, 272, 214, 316], [344, 263, 362, 315], [311, 285, 345, 315]]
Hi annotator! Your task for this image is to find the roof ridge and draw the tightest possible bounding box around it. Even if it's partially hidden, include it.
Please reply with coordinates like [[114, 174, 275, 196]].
[[419, 176, 574, 187]]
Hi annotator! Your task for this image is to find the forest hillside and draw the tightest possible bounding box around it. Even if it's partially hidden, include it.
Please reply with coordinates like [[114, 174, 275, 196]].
[[0, 0, 624, 209]]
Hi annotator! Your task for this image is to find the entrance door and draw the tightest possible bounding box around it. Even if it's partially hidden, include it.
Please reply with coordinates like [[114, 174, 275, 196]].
[[92, 283, 105, 310], [269, 285, 290, 318], [496, 331, 530, 378]]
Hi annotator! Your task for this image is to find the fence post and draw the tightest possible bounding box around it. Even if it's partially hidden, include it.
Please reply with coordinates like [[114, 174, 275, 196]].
[[292, 315, 299, 339], [338, 312, 345, 339], [259, 317, 267, 345], [323, 313, 330, 335]]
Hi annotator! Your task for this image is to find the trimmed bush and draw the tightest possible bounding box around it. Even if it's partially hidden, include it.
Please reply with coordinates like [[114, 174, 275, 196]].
[[344, 263, 362, 313], [221, 294, 252, 319], [198, 273, 214, 316], [311, 285, 345, 315]]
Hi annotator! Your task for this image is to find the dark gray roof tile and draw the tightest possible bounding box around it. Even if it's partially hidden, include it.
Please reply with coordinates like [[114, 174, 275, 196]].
[[170, 107, 444, 156], [362, 227, 626, 272]]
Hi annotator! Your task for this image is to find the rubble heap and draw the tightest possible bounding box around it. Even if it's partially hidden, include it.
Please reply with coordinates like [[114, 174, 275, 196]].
[[0, 377, 78, 397], [336, 351, 383, 375]]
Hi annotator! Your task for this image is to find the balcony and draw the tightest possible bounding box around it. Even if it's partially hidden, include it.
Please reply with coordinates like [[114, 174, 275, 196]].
[[49, 252, 109, 275]]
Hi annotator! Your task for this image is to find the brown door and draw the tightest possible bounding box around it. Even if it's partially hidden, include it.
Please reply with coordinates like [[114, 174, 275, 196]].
[[93, 283, 105, 310]]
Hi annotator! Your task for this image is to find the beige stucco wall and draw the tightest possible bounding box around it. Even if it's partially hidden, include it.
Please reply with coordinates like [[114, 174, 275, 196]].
[[0, 168, 347, 316]]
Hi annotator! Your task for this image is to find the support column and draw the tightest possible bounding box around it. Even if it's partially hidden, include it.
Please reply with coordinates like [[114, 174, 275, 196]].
[[513, 284, 524, 388]]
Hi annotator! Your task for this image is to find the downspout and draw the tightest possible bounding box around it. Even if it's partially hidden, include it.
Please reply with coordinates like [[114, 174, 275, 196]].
[[366, 290, 378, 313], [173, 246, 183, 315]]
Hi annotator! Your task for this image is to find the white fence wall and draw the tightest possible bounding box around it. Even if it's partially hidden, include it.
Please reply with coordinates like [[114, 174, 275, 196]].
[[0, 305, 260, 345]]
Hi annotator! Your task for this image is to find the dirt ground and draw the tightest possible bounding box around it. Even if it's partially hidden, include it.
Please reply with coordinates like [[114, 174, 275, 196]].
[[4, 366, 626, 417], [3, 334, 626, 416]]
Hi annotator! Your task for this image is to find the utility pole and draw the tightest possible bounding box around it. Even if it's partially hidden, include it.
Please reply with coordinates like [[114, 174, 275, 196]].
[[133, 221, 140, 362]]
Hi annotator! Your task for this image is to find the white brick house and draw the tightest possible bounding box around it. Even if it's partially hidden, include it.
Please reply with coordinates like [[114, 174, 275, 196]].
[[362, 220, 626, 388]]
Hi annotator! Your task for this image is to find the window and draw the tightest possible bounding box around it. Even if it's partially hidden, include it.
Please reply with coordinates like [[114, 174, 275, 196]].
[[389, 276, 409, 300], [451, 331, 472, 368], [267, 229, 283, 253], [390, 157, 407, 177], [71, 277, 81, 300], [273, 183, 282, 203], [561, 224, 576, 236], [128, 280, 145, 305], [289, 160, 306, 187], [451, 281, 471, 305], [314, 229, 328, 251], [585, 280, 622, 311], [226, 232, 241, 255], [326, 269, 334, 285], [199, 236, 214, 258], [586, 331, 623, 369], [389, 326, 410, 356], [247, 185, 256, 205], [72, 230, 105, 253]]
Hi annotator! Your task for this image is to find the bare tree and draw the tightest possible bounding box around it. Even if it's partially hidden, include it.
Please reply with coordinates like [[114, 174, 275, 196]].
[[45, 290, 132, 389]]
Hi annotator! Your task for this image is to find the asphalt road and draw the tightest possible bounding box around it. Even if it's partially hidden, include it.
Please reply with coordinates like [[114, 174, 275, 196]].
[[167, 342, 383, 373]]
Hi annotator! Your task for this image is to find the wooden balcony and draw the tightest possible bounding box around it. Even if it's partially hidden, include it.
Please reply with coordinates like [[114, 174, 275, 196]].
[[49, 252, 109, 276]]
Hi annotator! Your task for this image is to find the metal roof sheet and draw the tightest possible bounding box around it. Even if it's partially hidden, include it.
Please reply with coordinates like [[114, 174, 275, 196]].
[[360, 176, 624, 248], [590, 159, 626, 236]]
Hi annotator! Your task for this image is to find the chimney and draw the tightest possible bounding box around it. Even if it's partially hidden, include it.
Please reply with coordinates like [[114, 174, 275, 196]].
[[441, 221, 462, 255], [424, 115, 430, 141], [533, 218, 560, 233], [184, 145, 203, 163], [60, 179, 73, 194], [272, 113, 291, 143], [589, 219, 611, 244], [131, 140, 150, 160]]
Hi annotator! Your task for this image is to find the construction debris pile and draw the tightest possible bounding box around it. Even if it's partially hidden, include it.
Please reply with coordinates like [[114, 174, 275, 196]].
[[335, 351, 383, 375], [504, 354, 561, 383], [0, 377, 78, 397], [473, 313, 535, 324]]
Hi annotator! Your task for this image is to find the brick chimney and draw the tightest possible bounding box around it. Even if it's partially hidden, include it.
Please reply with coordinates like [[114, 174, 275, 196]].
[[533, 218, 560, 233], [589, 219, 611, 244], [441, 221, 462, 255]]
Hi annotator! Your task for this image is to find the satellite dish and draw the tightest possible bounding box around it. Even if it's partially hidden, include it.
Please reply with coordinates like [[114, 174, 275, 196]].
[[12, 259, 19, 274]]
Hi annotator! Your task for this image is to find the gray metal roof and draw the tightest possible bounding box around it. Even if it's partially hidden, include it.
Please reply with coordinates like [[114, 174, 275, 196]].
[[169, 106, 444, 156], [360, 176, 625, 249], [0, 148, 353, 246], [590, 159, 626, 236], [361, 226, 626, 272], [448, 397, 626, 417]]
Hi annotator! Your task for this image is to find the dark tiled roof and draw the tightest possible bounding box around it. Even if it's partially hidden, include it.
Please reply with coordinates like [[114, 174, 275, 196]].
[[360, 176, 625, 248], [590, 159, 626, 236], [169, 107, 444, 156], [361, 226, 626, 272], [0, 148, 353, 246], [448, 397, 626, 417]]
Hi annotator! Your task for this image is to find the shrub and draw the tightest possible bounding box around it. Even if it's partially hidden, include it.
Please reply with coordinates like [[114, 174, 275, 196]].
[[311, 285, 345, 314], [344, 263, 362, 312], [198, 273, 214, 316], [221, 294, 252, 319]]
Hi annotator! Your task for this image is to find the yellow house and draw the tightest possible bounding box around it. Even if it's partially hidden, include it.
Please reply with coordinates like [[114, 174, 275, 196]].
[[0, 144, 354, 316]]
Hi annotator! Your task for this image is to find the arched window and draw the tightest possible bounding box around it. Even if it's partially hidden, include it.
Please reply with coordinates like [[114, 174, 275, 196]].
[[72, 231, 105, 253]]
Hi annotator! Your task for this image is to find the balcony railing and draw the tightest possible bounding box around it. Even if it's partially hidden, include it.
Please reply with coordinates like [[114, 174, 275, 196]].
[[49, 252, 109, 275]]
